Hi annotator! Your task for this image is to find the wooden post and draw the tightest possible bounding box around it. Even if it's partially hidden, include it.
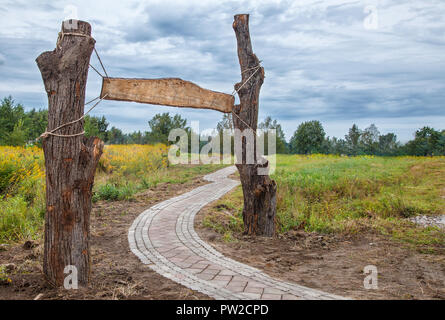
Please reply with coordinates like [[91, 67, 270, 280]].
[[36, 20, 104, 287], [232, 14, 277, 236]]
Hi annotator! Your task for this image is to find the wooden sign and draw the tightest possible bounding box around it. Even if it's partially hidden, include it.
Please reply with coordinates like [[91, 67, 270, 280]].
[[100, 77, 234, 113]]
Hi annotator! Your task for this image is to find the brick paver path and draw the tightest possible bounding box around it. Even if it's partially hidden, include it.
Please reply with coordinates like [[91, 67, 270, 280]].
[[128, 166, 346, 300]]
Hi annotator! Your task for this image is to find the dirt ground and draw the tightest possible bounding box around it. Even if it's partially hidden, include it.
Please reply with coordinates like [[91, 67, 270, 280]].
[[196, 203, 445, 300], [0, 176, 211, 300]]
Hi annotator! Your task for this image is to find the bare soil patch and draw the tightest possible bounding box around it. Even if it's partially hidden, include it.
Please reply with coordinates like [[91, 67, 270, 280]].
[[195, 198, 445, 300], [0, 176, 212, 300]]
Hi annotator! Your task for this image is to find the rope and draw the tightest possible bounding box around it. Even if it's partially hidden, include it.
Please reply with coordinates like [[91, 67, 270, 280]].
[[89, 63, 105, 78], [231, 63, 263, 136], [56, 30, 110, 79], [36, 93, 108, 141], [231, 64, 262, 96], [94, 47, 109, 78], [85, 96, 100, 105], [56, 31, 91, 49], [241, 60, 262, 74], [40, 32, 112, 141], [51, 31, 260, 141], [231, 111, 258, 136]]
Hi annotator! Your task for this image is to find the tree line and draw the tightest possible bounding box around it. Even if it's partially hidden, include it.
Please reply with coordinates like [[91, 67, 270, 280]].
[[1, 96, 444, 156], [0, 96, 186, 146], [288, 120, 445, 156]]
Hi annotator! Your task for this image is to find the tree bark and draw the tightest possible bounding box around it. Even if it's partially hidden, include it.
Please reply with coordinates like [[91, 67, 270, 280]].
[[232, 14, 277, 236], [36, 20, 104, 287]]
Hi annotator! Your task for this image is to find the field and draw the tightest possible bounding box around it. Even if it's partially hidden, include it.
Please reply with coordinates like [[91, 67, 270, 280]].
[[0, 147, 444, 299], [0, 145, 225, 243], [202, 154, 445, 252], [2, 147, 444, 250]]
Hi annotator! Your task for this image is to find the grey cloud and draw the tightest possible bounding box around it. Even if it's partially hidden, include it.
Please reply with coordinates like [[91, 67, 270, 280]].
[[1, 0, 444, 142]]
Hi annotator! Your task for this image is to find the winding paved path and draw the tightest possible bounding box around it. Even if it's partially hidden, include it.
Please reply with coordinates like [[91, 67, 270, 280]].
[[128, 166, 346, 300]]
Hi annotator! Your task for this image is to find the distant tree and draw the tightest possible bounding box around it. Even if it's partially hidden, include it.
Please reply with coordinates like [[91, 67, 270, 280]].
[[289, 120, 325, 154], [404, 126, 443, 156], [216, 113, 233, 133], [146, 112, 189, 145], [332, 137, 349, 155], [360, 124, 380, 155], [258, 116, 288, 154], [320, 136, 334, 154], [378, 133, 399, 156], [439, 130, 445, 155], [345, 124, 362, 155], [23, 108, 48, 143], [7, 119, 27, 146], [0, 96, 25, 145], [84, 115, 109, 141], [127, 131, 145, 145], [216, 113, 234, 155], [106, 126, 126, 144]]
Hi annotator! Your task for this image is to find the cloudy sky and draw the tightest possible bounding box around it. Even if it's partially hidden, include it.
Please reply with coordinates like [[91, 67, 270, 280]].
[[0, 0, 444, 142]]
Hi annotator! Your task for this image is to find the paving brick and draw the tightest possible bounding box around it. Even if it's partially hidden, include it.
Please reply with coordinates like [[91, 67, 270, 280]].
[[227, 280, 247, 289], [213, 275, 233, 282], [201, 268, 221, 276], [244, 286, 264, 294], [219, 270, 238, 276], [226, 286, 245, 293], [242, 293, 262, 300], [209, 279, 231, 288], [245, 280, 265, 288], [197, 273, 216, 281], [263, 287, 286, 295]]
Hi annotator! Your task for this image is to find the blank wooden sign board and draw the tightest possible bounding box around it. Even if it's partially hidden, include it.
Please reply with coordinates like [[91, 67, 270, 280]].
[[100, 77, 235, 113]]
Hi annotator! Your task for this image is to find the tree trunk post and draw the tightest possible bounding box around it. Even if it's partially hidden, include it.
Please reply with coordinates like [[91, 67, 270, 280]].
[[232, 14, 277, 236], [36, 20, 104, 287]]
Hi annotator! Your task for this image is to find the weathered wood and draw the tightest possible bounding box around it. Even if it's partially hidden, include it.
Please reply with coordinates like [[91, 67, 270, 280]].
[[36, 20, 104, 287], [232, 14, 277, 236], [101, 77, 234, 113]]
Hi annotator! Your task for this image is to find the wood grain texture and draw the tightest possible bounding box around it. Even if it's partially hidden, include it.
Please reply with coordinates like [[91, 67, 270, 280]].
[[36, 20, 103, 287], [101, 77, 234, 113], [232, 14, 277, 236]]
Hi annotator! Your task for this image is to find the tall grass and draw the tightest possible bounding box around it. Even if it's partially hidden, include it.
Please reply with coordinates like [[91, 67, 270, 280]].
[[0, 146, 45, 241], [205, 154, 445, 249], [272, 155, 444, 233], [93, 146, 227, 202], [0, 144, 226, 243]]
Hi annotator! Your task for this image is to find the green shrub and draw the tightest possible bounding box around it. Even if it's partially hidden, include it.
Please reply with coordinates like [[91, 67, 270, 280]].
[[0, 196, 43, 242], [93, 183, 120, 201], [93, 182, 138, 202]]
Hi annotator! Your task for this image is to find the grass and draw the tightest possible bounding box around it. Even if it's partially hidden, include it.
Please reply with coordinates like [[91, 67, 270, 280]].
[[0, 265, 12, 285], [0, 146, 46, 242], [0, 145, 227, 243], [2, 145, 444, 251], [93, 161, 228, 202], [203, 154, 445, 250]]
